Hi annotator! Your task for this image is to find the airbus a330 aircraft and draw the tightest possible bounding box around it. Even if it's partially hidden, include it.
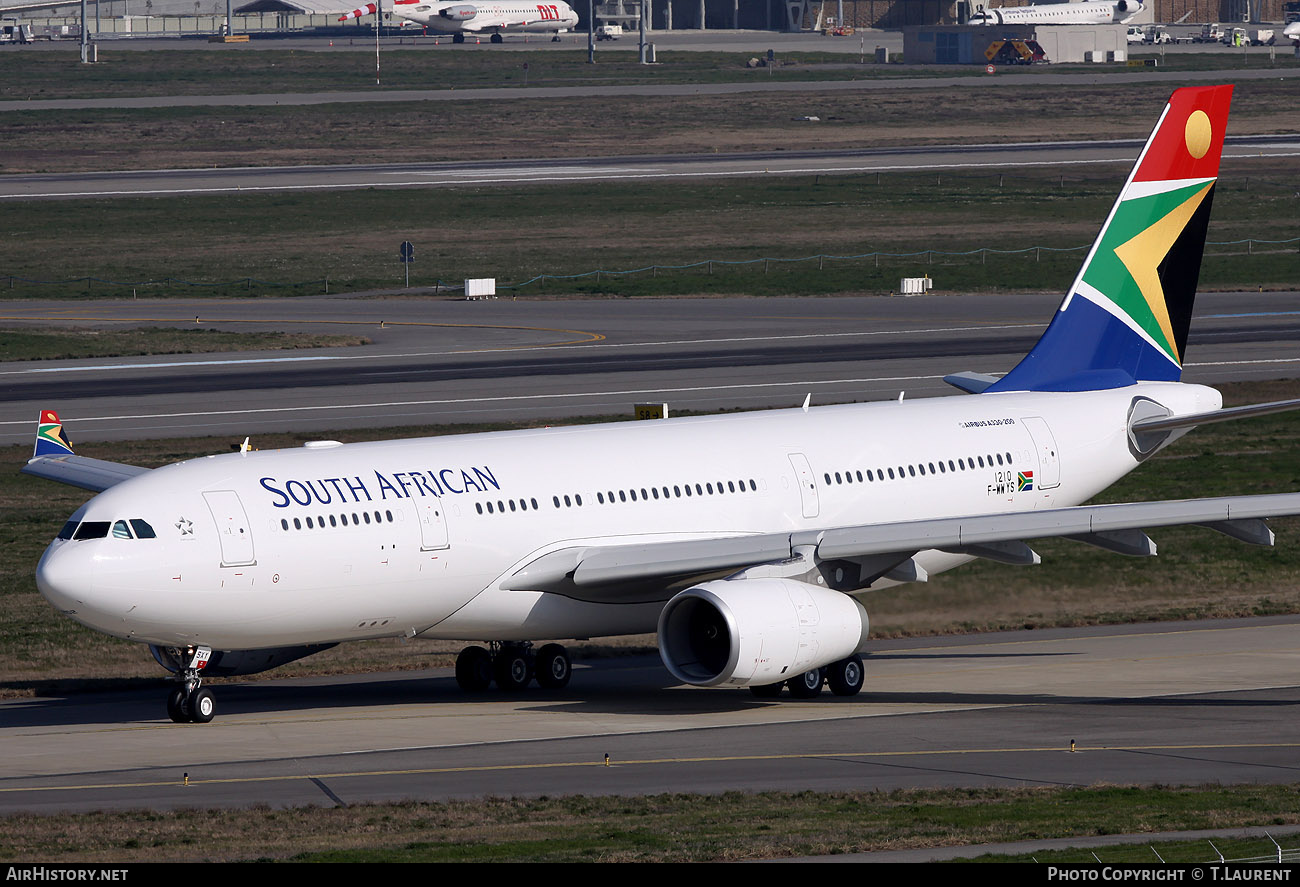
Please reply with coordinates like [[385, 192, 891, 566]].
[[26, 85, 1300, 724], [968, 0, 1144, 25], [338, 0, 579, 42]]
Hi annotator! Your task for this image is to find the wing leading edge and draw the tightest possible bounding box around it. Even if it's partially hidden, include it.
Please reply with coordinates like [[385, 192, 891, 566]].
[[501, 491, 1300, 600], [22, 410, 149, 492]]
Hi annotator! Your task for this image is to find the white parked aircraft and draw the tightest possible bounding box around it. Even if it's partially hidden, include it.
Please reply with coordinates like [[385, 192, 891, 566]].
[[968, 1, 1144, 25], [338, 0, 579, 43], [26, 85, 1300, 724]]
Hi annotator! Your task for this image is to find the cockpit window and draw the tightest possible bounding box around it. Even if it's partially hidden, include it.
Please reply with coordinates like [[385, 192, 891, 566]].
[[112, 520, 133, 539], [73, 521, 111, 540], [57, 521, 78, 540], [130, 519, 157, 539]]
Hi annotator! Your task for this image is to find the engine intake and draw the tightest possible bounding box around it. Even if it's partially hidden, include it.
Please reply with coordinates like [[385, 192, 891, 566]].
[[657, 578, 868, 687]]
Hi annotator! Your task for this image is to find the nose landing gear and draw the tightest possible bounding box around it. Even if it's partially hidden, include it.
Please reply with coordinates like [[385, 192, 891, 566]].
[[160, 646, 217, 723]]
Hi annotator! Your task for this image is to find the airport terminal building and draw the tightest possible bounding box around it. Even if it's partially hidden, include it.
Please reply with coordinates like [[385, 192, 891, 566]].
[[2, 0, 1291, 30]]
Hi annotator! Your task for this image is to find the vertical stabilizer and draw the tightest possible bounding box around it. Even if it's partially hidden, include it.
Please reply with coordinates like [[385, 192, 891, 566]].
[[34, 410, 75, 458], [988, 84, 1233, 393]]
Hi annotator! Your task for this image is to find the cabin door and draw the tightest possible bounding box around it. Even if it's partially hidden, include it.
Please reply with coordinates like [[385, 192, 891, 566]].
[[203, 490, 256, 566], [415, 498, 450, 550], [1022, 417, 1062, 489], [787, 453, 820, 519]]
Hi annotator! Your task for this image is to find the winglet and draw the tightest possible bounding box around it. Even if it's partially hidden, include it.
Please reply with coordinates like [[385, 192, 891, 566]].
[[34, 410, 75, 458]]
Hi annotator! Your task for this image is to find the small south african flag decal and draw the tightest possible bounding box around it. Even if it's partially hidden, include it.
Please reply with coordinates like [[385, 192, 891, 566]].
[[1017, 471, 1034, 492]]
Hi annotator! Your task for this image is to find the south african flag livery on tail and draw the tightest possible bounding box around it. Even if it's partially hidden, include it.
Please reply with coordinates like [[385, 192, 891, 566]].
[[34, 410, 75, 458], [989, 85, 1234, 393]]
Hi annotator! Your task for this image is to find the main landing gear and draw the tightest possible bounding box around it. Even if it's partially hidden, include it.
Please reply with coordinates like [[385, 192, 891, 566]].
[[749, 654, 864, 700], [490, 32, 504, 43], [455, 642, 571, 692], [452, 32, 465, 43]]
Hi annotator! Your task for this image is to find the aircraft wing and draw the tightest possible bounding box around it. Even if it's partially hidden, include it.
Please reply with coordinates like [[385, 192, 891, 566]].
[[22, 454, 150, 493], [21, 410, 149, 492], [502, 491, 1300, 600]]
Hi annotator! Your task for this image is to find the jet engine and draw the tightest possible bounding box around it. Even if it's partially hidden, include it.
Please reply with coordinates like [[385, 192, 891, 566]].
[[439, 4, 478, 20], [150, 643, 336, 677], [657, 578, 868, 688]]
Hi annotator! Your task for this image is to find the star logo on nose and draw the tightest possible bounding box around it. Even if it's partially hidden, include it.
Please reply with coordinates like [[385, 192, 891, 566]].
[[175, 517, 194, 536]]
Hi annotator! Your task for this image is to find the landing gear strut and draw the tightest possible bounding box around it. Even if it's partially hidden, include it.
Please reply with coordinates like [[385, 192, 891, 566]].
[[162, 646, 216, 723], [455, 642, 571, 692]]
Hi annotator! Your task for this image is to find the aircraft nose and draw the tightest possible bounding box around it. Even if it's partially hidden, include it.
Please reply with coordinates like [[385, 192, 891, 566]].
[[36, 543, 133, 630]]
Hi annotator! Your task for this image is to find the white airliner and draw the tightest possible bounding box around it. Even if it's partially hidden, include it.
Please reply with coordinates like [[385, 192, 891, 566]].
[[339, 0, 579, 42], [1285, 21, 1300, 42], [969, 1, 1144, 25], [26, 84, 1300, 724]]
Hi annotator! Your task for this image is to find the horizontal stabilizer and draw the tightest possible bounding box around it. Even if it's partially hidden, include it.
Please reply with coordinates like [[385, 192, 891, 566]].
[[943, 372, 999, 394], [1131, 397, 1300, 434]]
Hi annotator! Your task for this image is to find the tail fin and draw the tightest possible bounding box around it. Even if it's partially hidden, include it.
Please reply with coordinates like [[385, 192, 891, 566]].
[[34, 410, 75, 458], [988, 84, 1233, 393]]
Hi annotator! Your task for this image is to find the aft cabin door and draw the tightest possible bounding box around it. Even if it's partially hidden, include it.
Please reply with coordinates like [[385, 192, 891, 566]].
[[1022, 417, 1062, 490], [203, 490, 255, 566], [416, 499, 450, 551], [788, 453, 820, 519]]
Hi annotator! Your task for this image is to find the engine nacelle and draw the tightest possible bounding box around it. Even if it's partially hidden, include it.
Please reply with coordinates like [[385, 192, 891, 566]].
[[439, 4, 478, 20], [657, 578, 868, 688], [150, 643, 336, 677]]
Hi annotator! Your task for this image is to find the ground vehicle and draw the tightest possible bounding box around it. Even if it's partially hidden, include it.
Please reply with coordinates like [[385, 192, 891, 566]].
[[1144, 27, 1172, 44], [1195, 23, 1224, 42], [1126, 25, 1144, 43], [595, 23, 621, 40], [0, 20, 33, 43], [1246, 28, 1275, 44]]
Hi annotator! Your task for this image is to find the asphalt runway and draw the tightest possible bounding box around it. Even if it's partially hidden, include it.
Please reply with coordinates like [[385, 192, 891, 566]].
[[4, 616, 1300, 813], [3, 135, 1297, 200], [1, 290, 1297, 444]]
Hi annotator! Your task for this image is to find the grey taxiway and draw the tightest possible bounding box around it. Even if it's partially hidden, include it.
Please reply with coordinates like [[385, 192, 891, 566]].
[[4, 616, 1300, 814]]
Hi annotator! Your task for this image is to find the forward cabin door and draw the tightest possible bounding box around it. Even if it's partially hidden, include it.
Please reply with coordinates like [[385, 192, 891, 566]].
[[203, 490, 255, 566]]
